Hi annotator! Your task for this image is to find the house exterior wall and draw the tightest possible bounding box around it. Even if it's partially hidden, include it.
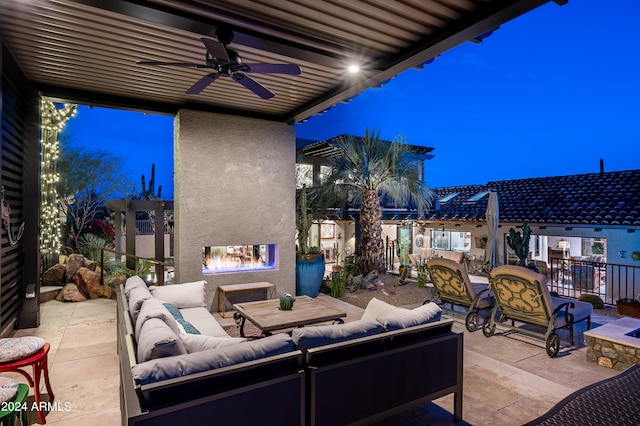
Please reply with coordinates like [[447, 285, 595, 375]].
[[174, 110, 296, 309]]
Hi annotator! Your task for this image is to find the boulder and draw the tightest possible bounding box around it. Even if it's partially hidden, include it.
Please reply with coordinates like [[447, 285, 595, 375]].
[[56, 283, 87, 302], [84, 259, 97, 271], [42, 264, 66, 287], [66, 253, 86, 278], [72, 267, 102, 299], [97, 284, 113, 299], [106, 274, 127, 290]]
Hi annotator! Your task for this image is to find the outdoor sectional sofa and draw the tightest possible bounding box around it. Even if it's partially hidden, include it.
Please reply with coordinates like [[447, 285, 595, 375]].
[[117, 277, 464, 425]]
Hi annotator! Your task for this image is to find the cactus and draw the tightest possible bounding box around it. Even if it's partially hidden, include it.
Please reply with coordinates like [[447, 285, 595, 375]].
[[506, 222, 532, 267], [141, 163, 162, 199], [296, 185, 314, 254], [279, 293, 296, 310]]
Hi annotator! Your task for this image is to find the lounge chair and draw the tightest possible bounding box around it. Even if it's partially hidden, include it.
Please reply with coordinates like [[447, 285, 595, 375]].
[[483, 265, 593, 357], [426, 258, 493, 332]]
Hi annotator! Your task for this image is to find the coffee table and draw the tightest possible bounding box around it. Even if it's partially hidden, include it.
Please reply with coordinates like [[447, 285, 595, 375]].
[[232, 296, 346, 337]]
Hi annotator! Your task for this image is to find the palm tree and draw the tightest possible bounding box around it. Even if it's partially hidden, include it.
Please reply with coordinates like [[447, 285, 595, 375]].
[[324, 129, 434, 274]]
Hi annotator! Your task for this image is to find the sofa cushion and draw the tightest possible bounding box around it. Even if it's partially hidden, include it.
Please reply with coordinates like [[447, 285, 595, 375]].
[[181, 334, 247, 353], [361, 298, 409, 321], [180, 307, 229, 337], [135, 297, 181, 337], [150, 281, 206, 308], [124, 275, 147, 298], [127, 286, 152, 324], [163, 303, 201, 335], [377, 302, 442, 331], [131, 333, 293, 385], [291, 320, 383, 352], [137, 317, 187, 363]]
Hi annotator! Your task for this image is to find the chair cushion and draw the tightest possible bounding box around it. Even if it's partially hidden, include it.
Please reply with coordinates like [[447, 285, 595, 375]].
[[361, 298, 409, 321], [551, 297, 593, 328], [0, 377, 18, 403], [150, 281, 206, 308], [180, 307, 229, 337], [377, 302, 442, 331], [291, 319, 383, 352], [137, 317, 187, 363], [181, 334, 247, 353], [132, 333, 293, 385], [0, 336, 45, 363]]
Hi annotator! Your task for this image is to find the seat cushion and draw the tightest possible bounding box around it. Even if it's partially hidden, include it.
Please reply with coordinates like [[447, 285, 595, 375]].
[[551, 297, 593, 328], [291, 319, 382, 352], [0, 377, 18, 403], [0, 336, 45, 363], [180, 307, 229, 337], [181, 334, 247, 353]]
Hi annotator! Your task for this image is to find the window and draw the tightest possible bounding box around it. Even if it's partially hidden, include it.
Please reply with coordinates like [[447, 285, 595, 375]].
[[466, 191, 489, 202], [439, 193, 459, 203], [430, 230, 471, 252]]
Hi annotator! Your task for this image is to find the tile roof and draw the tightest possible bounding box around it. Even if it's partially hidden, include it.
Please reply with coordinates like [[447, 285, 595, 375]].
[[428, 169, 640, 226]]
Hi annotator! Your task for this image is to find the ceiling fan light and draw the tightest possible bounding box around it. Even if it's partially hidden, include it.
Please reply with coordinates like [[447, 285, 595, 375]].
[[347, 64, 360, 73]]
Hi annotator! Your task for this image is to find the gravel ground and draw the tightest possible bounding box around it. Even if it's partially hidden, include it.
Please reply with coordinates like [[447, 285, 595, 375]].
[[335, 272, 623, 319]]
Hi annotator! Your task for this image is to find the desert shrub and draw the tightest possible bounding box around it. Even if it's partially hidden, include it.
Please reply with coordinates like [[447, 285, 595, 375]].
[[84, 219, 115, 243], [578, 294, 604, 309]]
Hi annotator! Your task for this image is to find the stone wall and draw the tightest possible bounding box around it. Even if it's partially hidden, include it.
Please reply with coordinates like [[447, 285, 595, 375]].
[[173, 110, 296, 309], [585, 335, 639, 371]]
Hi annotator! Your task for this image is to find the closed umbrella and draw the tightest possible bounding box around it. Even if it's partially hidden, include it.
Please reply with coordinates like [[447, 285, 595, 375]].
[[485, 189, 499, 267]]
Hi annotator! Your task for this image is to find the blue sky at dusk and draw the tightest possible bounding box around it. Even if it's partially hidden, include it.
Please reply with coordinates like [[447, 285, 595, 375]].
[[63, 0, 640, 198]]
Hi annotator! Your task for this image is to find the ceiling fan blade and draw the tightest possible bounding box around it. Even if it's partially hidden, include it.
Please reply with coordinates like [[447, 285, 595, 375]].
[[200, 38, 229, 62], [136, 61, 212, 68], [232, 74, 275, 99], [245, 64, 301, 75], [185, 74, 220, 94]]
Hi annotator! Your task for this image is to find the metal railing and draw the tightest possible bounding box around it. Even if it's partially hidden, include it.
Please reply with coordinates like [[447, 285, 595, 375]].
[[134, 220, 172, 235], [88, 244, 172, 286], [549, 258, 640, 305]]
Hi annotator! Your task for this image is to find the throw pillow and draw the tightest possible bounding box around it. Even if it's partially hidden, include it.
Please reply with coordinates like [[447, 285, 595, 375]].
[[135, 297, 181, 337], [127, 286, 152, 324], [291, 319, 382, 352], [361, 297, 410, 321], [377, 302, 442, 331], [136, 317, 187, 363], [162, 302, 201, 334], [132, 333, 293, 385], [150, 281, 207, 308], [181, 334, 247, 353], [124, 275, 147, 298]]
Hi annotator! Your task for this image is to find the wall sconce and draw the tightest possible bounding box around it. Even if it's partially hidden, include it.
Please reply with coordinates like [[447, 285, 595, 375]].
[[594, 228, 602, 232], [627, 229, 636, 234], [619, 250, 626, 258], [565, 227, 573, 231], [539, 226, 547, 230]]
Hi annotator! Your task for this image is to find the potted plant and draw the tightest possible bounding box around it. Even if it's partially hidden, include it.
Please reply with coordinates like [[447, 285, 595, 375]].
[[416, 257, 428, 289], [616, 296, 640, 318], [506, 222, 535, 269], [296, 185, 325, 297], [332, 242, 342, 272]]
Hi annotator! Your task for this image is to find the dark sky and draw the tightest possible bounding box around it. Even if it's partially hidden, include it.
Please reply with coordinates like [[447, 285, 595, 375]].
[[63, 0, 640, 198]]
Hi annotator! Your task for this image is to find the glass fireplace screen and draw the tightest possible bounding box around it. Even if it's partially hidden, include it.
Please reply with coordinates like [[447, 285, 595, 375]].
[[202, 244, 277, 274]]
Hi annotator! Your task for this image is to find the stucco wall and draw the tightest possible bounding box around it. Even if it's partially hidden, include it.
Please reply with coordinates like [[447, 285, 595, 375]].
[[174, 110, 296, 309]]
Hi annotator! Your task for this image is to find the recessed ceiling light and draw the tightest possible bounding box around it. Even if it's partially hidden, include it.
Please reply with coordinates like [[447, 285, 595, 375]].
[[347, 64, 360, 73]]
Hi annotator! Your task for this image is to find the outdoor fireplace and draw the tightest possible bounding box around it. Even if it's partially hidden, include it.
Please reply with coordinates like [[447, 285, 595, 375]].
[[202, 244, 278, 274]]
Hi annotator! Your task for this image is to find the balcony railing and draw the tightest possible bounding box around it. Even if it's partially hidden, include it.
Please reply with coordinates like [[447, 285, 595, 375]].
[[549, 258, 640, 305]]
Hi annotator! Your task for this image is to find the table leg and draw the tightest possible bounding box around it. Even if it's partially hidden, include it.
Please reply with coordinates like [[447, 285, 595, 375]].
[[233, 312, 246, 338]]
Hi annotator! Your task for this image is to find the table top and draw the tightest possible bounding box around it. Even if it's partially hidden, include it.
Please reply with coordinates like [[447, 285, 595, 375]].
[[233, 296, 346, 333]]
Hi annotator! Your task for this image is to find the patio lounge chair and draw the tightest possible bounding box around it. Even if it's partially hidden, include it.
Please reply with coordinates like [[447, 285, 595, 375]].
[[482, 265, 593, 358], [426, 258, 493, 332]]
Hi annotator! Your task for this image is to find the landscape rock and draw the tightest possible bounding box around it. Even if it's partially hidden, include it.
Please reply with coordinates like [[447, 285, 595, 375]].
[[66, 253, 86, 278], [97, 284, 113, 299], [72, 267, 102, 299], [56, 283, 87, 302], [42, 264, 66, 287]]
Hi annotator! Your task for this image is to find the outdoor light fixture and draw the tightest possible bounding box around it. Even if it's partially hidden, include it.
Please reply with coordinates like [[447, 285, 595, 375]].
[[594, 228, 602, 232], [347, 64, 360, 73], [565, 227, 573, 231], [627, 229, 636, 234], [558, 240, 570, 257]]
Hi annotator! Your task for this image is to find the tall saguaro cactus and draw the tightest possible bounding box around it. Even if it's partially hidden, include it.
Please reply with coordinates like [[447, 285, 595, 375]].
[[506, 222, 532, 267]]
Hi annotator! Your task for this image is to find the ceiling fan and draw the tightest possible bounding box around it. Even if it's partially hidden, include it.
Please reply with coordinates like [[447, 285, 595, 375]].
[[136, 28, 301, 99]]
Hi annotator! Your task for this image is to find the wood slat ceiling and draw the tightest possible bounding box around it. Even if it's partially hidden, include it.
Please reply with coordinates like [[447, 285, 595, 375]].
[[0, 0, 562, 123]]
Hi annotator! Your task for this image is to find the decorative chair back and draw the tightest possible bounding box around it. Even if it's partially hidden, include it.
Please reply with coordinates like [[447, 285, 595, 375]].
[[427, 258, 477, 307], [489, 265, 553, 328]]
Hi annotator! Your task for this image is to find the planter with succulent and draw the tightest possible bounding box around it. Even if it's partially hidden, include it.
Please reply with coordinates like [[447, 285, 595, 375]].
[[296, 185, 325, 297], [416, 257, 429, 289], [506, 222, 537, 270]]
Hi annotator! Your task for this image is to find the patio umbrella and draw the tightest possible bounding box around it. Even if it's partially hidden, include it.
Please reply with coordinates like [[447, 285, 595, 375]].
[[485, 189, 499, 267]]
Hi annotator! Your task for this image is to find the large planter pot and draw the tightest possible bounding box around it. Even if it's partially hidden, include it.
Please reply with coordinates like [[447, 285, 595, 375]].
[[296, 253, 325, 297], [617, 300, 640, 318]]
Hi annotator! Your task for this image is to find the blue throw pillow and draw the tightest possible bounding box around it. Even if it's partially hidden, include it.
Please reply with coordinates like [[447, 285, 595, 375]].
[[163, 303, 200, 334], [163, 303, 184, 320]]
